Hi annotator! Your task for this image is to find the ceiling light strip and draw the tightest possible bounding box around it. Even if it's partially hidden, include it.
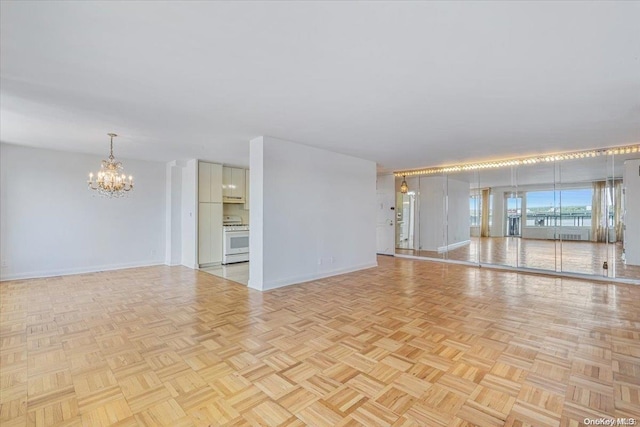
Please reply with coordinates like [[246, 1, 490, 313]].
[[394, 144, 640, 177]]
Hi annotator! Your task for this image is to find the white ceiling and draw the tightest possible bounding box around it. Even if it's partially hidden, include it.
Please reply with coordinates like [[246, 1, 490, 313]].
[[1, 1, 639, 171]]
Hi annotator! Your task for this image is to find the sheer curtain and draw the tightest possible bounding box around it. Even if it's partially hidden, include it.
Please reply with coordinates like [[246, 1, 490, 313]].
[[591, 181, 607, 242], [613, 180, 623, 242], [481, 188, 490, 237]]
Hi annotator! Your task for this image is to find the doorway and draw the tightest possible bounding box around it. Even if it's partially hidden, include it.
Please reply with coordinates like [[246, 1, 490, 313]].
[[376, 175, 395, 255], [506, 195, 522, 237], [396, 191, 416, 249]]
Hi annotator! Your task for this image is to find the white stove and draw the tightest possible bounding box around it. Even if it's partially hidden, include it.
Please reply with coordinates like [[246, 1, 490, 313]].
[[222, 216, 249, 264], [223, 224, 249, 231]]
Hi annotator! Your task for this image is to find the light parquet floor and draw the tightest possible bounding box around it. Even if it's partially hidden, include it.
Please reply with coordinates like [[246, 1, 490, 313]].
[[1, 256, 639, 426]]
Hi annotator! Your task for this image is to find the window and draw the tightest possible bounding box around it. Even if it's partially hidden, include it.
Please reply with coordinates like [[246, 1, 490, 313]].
[[525, 188, 592, 227], [470, 195, 480, 226], [470, 192, 493, 227]]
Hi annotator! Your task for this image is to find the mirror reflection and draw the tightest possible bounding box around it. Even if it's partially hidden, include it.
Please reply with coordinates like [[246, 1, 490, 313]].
[[557, 154, 611, 277], [476, 166, 519, 267], [515, 161, 560, 272], [396, 188, 416, 250], [395, 148, 640, 282], [446, 172, 478, 264], [395, 176, 419, 254], [414, 174, 447, 260]]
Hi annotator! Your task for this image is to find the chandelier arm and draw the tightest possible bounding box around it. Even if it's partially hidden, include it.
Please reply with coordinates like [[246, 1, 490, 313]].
[[88, 133, 133, 197]]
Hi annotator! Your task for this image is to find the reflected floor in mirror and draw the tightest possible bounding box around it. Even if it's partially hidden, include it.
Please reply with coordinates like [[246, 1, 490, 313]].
[[397, 237, 640, 281], [201, 262, 249, 285]]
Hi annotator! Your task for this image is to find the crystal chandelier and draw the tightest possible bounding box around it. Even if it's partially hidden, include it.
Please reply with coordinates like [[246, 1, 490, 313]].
[[87, 133, 134, 197]]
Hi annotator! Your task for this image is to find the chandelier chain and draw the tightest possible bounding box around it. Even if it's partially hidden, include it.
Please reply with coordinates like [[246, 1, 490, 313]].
[[87, 133, 134, 198]]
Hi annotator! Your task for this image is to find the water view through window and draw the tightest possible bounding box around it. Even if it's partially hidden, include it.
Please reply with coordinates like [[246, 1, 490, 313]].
[[525, 188, 593, 227]]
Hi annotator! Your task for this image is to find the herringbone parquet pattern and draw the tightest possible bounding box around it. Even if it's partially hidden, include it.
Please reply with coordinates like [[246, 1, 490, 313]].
[[1, 256, 639, 426]]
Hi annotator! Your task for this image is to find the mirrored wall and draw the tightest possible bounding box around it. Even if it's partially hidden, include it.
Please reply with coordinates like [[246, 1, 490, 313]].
[[395, 150, 640, 283]]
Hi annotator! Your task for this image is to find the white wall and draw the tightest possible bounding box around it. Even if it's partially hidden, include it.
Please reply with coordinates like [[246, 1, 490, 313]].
[[624, 159, 640, 265], [445, 177, 471, 249], [416, 176, 469, 252], [249, 136, 377, 291], [0, 143, 166, 280], [418, 176, 446, 251], [165, 160, 184, 265], [249, 139, 264, 290], [180, 159, 198, 269], [375, 174, 395, 255]]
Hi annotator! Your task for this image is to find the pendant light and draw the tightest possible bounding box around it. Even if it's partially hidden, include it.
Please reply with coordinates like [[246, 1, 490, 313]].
[[87, 133, 134, 197], [400, 175, 409, 194]]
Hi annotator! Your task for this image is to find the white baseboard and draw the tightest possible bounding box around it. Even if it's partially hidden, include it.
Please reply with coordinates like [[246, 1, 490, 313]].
[[182, 262, 199, 269], [0, 260, 165, 281], [259, 261, 378, 291], [437, 239, 470, 253], [247, 279, 261, 291]]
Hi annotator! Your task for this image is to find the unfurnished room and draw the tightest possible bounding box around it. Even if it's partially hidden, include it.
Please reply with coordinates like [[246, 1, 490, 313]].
[[1, 1, 639, 426]]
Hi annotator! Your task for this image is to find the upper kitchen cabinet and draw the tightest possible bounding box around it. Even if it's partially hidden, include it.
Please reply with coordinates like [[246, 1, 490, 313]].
[[244, 169, 250, 210], [199, 161, 223, 203], [223, 166, 245, 203]]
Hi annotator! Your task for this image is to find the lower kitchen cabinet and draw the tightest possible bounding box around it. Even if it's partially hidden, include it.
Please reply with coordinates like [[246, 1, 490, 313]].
[[198, 202, 222, 265]]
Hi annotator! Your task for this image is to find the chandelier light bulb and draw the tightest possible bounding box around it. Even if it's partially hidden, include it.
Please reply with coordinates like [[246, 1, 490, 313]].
[[87, 133, 134, 197]]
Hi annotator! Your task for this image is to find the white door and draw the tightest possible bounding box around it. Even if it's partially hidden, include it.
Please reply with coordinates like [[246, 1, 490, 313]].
[[376, 175, 395, 255]]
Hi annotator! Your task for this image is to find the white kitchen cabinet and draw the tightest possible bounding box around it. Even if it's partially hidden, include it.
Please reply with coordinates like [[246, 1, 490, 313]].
[[198, 162, 222, 203], [223, 166, 246, 203], [199, 162, 211, 202], [198, 202, 223, 265], [244, 169, 250, 210]]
